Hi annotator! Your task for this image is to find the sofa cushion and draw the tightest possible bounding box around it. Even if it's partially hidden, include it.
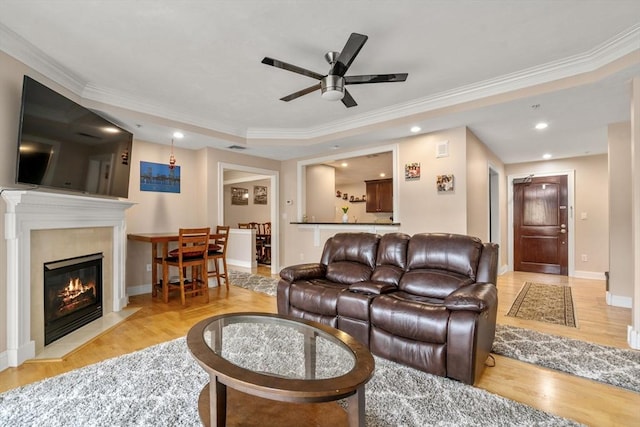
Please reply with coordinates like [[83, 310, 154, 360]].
[[289, 279, 349, 316], [370, 292, 449, 344], [326, 261, 374, 284], [370, 232, 410, 285], [406, 233, 483, 279], [321, 233, 380, 283], [399, 269, 475, 299]]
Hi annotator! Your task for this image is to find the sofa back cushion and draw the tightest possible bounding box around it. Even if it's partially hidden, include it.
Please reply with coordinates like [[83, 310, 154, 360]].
[[370, 232, 410, 286], [321, 233, 380, 284], [400, 233, 483, 298]]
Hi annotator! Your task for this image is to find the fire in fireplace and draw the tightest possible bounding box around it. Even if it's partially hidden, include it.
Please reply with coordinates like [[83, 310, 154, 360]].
[[44, 253, 103, 345]]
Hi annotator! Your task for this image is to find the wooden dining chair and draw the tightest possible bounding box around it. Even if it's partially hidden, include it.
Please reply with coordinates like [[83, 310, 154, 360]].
[[208, 225, 230, 288], [162, 227, 210, 305], [261, 222, 272, 265]]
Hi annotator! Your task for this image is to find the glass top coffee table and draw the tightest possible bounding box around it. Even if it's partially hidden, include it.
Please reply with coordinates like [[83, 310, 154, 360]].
[[187, 312, 375, 427]]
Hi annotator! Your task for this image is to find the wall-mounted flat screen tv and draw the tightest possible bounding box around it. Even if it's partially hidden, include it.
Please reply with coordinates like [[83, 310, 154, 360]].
[[15, 76, 133, 198]]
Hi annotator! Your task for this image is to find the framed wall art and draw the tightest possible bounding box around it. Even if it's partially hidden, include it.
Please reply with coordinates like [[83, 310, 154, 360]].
[[139, 161, 180, 193], [437, 174, 454, 192], [231, 187, 249, 205], [405, 162, 420, 180], [254, 185, 268, 204]]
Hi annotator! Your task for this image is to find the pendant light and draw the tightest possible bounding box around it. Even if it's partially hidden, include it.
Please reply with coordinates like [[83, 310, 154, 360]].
[[168, 139, 176, 170], [169, 132, 183, 169]]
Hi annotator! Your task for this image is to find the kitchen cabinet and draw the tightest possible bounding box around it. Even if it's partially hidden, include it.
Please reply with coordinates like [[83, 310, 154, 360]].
[[365, 179, 393, 213]]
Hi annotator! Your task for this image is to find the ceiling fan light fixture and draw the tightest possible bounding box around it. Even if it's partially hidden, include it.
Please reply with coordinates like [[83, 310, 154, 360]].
[[321, 75, 345, 101]]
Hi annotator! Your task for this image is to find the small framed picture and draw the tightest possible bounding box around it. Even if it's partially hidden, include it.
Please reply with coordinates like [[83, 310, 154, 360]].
[[405, 162, 420, 180], [231, 187, 249, 205], [437, 174, 454, 192], [254, 185, 267, 204]]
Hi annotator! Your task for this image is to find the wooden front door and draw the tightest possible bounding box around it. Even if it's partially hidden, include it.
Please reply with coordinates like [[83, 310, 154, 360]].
[[514, 175, 568, 275]]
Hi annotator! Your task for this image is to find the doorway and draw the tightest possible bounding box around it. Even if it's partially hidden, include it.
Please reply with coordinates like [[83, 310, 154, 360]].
[[513, 174, 569, 275], [218, 162, 279, 274]]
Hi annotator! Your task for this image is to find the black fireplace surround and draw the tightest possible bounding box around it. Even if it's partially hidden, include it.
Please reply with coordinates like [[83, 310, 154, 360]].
[[44, 253, 103, 345]]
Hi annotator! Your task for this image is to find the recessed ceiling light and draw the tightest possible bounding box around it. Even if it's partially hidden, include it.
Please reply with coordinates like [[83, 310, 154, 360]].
[[341, 162, 348, 167], [410, 126, 421, 133], [535, 122, 548, 130], [102, 126, 120, 134], [380, 173, 386, 177], [542, 153, 552, 160], [173, 131, 184, 139]]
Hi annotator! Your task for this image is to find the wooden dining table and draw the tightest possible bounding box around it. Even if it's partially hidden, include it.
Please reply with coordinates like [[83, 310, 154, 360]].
[[127, 232, 224, 300]]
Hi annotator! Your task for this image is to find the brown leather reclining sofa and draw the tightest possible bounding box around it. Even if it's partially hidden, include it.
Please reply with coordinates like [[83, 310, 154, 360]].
[[277, 232, 499, 385]]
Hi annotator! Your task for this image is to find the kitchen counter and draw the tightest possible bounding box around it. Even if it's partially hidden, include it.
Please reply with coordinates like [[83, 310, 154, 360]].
[[289, 221, 401, 246]]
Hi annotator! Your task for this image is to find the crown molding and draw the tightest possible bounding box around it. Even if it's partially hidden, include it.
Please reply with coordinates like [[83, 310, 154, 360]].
[[0, 23, 86, 94], [2, 21, 638, 143], [247, 23, 640, 141], [81, 83, 245, 138]]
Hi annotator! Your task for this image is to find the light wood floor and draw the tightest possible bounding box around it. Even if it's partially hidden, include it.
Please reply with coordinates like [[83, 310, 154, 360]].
[[1, 268, 638, 426]]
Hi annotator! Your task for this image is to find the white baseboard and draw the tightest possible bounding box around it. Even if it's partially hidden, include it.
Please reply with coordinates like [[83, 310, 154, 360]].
[[606, 291, 633, 308], [498, 264, 509, 275], [573, 270, 607, 280], [628, 325, 640, 350], [0, 350, 8, 373], [127, 284, 152, 296], [227, 258, 256, 269], [127, 269, 243, 297]]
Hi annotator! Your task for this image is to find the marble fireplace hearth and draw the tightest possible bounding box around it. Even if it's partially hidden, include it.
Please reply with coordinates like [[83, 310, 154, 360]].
[[2, 190, 135, 367]]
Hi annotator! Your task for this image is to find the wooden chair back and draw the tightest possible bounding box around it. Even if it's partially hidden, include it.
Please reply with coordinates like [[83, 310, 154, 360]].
[[213, 225, 230, 255], [262, 222, 271, 236], [208, 225, 231, 288], [162, 227, 210, 305], [176, 227, 210, 260]]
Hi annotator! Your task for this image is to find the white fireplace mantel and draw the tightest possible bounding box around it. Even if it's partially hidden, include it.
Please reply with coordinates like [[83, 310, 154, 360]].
[[2, 189, 135, 367]]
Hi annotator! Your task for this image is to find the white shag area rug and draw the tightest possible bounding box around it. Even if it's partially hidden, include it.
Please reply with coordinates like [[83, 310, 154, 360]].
[[0, 336, 580, 426]]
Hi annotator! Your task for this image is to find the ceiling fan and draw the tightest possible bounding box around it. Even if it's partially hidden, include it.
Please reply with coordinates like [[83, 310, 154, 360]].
[[261, 32, 408, 108]]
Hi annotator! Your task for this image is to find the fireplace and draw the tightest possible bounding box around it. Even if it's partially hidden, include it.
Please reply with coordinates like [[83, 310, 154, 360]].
[[44, 253, 103, 345]]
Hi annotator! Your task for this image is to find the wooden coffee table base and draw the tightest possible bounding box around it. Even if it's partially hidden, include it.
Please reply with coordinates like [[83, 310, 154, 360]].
[[198, 383, 350, 426]]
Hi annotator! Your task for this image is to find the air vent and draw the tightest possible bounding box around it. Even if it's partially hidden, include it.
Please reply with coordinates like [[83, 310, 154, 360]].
[[227, 145, 246, 150], [436, 141, 449, 158]]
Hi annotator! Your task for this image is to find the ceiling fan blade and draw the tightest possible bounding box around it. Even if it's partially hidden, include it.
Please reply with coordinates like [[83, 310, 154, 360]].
[[261, 57, 324, 80], [330, 33, 368, 77], [280, 83, 321, 102], [341, 89, 357, 108], [345, 73, 408, 85]]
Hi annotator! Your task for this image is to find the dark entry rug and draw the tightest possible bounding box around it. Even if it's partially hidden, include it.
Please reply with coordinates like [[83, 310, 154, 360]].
[[506, 282, 576, 327]]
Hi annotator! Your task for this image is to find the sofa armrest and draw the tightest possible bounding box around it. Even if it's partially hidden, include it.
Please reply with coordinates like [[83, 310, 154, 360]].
[[348, 281, 397, 295], [444, 282, 497, 312], [279, 263, 327, 282]]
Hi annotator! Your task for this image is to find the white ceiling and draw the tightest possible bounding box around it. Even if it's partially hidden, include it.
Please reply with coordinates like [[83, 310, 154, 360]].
[[1, 1, 639, 164]]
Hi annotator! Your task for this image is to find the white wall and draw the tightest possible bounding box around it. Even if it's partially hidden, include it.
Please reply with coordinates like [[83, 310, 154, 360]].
[[224, 178, 271, 227], [279, 127, 492, 268], [608, 122, 633, 303], [305, 164, 335, 222]]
